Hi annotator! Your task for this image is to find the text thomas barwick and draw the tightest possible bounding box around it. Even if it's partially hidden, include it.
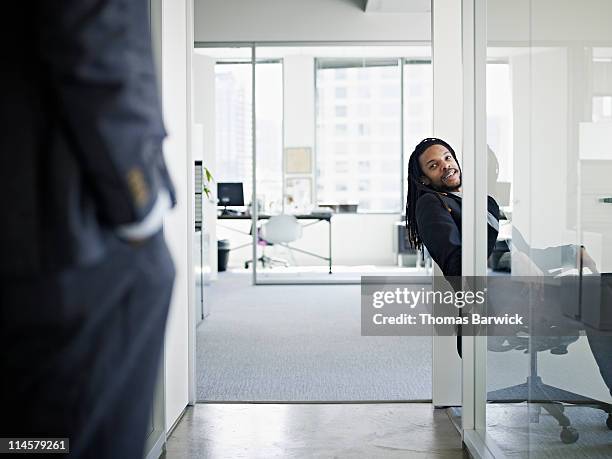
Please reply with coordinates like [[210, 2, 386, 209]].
[[372, 313, 524, 326]]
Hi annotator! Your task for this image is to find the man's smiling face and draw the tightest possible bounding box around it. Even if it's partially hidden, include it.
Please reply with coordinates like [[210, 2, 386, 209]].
[[418, 144, 462, 192]]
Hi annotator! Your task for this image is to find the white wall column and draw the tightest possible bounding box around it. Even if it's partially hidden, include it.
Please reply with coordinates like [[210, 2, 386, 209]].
[[161, 0, 193, 430], [284, 55, 316, 149], [461, 0, 488, 437], [283, 55, 316, 205], [431, 0, 463, 407]]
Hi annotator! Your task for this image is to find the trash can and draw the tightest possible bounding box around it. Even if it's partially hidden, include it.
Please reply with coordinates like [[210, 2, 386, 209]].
[[217, 239, 231, 272]]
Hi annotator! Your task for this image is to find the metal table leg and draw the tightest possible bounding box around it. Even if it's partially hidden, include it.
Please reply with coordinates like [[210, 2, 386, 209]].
[[328, 218, 332, 274]]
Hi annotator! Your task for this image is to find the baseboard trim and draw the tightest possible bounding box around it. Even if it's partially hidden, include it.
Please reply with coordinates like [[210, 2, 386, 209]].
[[145, 432, 166, 459], [195, 399, 433, 404], [167, 406, 189, 437], [463, 429, 507, 459]]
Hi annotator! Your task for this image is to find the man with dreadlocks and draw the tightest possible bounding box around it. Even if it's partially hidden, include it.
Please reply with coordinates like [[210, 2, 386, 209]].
[[405, 138, 500, 278], [404, 138, 500, 357], [405, 138, 612, 404]]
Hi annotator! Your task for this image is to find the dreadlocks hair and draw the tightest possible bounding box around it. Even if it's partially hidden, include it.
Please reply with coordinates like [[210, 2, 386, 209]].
[[405, 137, 460, 251]]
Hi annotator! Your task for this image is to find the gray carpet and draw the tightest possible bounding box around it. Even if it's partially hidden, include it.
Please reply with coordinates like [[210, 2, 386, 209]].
[[196, 272, 432, 401]]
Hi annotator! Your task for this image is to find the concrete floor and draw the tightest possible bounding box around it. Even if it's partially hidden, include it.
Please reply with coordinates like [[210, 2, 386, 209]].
[[162, 403, 467, 458]]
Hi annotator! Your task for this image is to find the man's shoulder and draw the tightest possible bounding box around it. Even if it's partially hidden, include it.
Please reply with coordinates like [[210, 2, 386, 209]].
[[416, 193, 437, 213], [416, 192, 439, 207], [416, 192, 448, 216]]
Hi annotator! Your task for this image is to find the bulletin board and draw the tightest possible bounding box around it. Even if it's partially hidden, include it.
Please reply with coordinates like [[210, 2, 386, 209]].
[[284, 147, 312, 174]]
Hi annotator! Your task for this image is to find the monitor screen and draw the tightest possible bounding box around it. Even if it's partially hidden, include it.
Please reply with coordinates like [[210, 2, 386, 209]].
[[217, 182, 244, 207]]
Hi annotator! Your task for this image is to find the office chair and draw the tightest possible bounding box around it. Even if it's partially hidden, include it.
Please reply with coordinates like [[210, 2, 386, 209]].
[[487, 316, 612, 444], [244, 215, 303, 269]]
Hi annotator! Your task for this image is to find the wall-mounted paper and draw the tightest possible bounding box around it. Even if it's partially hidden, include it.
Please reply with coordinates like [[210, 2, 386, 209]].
[[285, 147, 312, 173], [579, 121, 612, 160], [285, 177, 312, 207]]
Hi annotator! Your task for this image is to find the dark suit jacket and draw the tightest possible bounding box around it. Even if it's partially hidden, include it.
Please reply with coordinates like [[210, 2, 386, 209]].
[[1, 1, 175, 276], [415, 191, 500, 277]]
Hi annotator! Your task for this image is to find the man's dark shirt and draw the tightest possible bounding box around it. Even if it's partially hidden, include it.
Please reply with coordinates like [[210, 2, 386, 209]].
[[415, 191, 500, 277]]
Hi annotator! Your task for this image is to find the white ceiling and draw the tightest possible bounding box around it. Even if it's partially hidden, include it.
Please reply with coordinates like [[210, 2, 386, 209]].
[[364, 0, 431, 13]]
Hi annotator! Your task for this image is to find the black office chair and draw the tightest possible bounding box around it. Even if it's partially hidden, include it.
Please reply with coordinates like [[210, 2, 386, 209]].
[[487, 326, 612, 444]]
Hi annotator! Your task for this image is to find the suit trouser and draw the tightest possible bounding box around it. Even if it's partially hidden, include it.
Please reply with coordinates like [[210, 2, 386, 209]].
[[0, 231, 175, 458], [587, 334, 612, 398]]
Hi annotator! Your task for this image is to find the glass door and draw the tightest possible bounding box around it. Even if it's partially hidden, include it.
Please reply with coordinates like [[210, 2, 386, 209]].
[[464, 0, 612, 457]]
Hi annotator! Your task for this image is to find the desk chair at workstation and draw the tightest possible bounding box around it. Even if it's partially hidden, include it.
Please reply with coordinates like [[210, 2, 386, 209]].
[[216, 182, 333, 271], [485, 275, 612, 444], [245, 215, 303, 269], [216, 182, 303, 268]]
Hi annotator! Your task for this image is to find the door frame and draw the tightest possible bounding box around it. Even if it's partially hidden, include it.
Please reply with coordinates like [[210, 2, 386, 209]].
[[460, 0, 504, 456]]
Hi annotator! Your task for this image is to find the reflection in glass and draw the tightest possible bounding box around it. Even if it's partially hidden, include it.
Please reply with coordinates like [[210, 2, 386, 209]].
[[484, 1, 612, 456]]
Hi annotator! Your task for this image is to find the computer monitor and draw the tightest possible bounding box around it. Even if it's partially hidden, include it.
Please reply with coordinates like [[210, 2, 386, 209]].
[[217, 182, 244, 211]]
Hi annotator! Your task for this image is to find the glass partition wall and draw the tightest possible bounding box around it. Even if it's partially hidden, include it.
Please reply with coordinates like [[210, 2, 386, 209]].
[[196, 44, 433, 285], [463, 0, 612, 457]]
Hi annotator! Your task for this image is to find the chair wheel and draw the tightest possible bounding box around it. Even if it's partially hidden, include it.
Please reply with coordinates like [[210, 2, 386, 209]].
[[560, 427, 579, 444], [606, 414, 612, 430]]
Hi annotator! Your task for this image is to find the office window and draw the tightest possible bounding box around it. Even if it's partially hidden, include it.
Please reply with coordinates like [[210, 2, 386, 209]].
[[357, 123, 370, 136], [382, 84, 400, 99], [486, 62, 513, 185], [335, 161, 350, 173], [334, 142, 349, 155], [381, 159, 398, 171], [358, 179, 371, 192], [381, 103, 398, 117], [593, 96, 612, 122], [335, 106, 347, 117], [382, 66, 398, 79], [212, 48, 434, 216], [358, 160, 371, 172], [357, 104, 370, 117], [357, 68, 369, 80], [403, 61, 433, 209], [255, 61, 283, 208], [381, 179, 399, 192], [316, 58, 402, 212], [214, 60, 283, 210], [335, 124, 348, 135], [215, 64, 253, 195], [357, 143, 371, 155], [380, 123, 397, 137], [357, 86, 371, 99]]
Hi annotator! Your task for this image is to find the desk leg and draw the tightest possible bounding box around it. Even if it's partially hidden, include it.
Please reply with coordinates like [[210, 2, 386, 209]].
[[329, 219, 332, 274]]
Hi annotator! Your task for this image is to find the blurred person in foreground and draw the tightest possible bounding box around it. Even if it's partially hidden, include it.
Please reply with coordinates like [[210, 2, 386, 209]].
[[0, 1, 175, 457]]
